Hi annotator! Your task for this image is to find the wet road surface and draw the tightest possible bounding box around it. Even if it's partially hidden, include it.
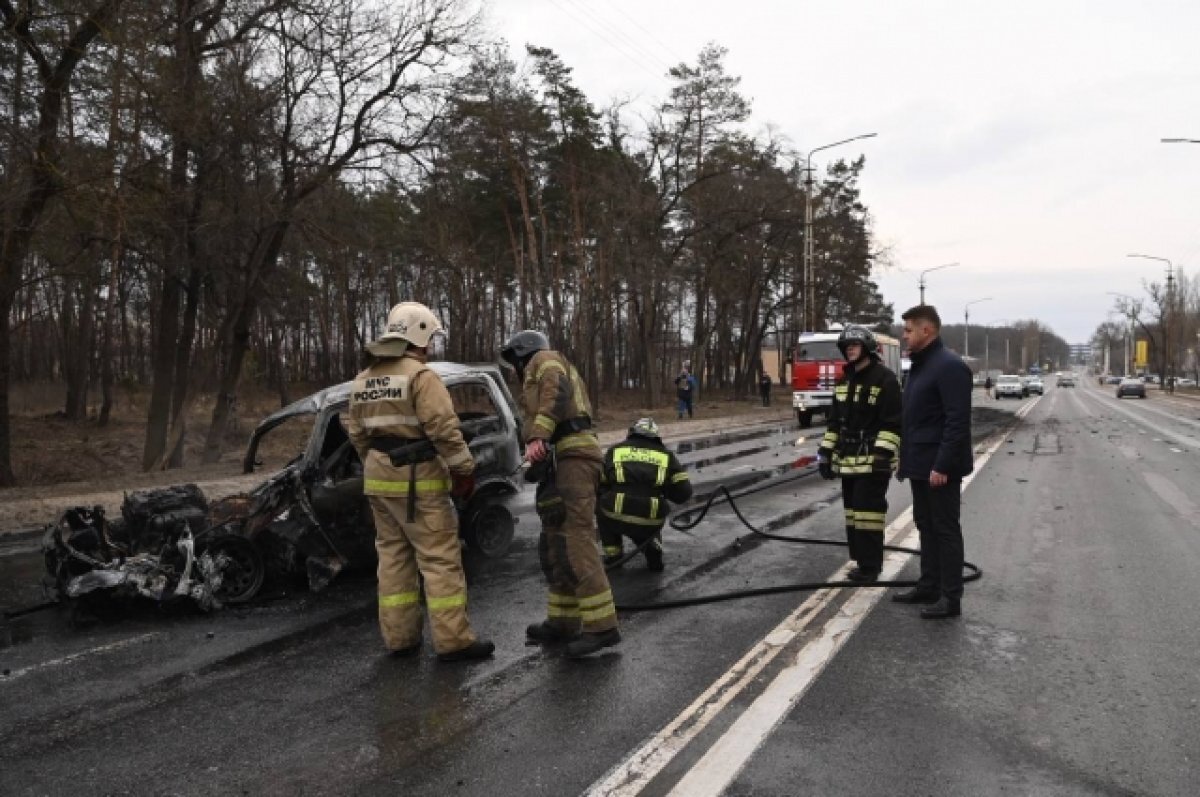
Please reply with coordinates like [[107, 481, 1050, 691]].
[[8, 391, 1192, 796]]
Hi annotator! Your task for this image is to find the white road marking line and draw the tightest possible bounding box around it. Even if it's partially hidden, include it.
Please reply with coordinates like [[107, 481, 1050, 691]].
[[1170, 447, 1183, 453], [586, 413, 1018, 797], [1, 632, 163, 683], [1077, 388, 1200, 449]]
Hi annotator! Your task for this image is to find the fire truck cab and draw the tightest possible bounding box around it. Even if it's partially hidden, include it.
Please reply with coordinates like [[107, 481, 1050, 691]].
[[791, 326, 902, 428]]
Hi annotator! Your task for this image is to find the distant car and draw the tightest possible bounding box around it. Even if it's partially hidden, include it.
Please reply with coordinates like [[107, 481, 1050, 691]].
[[1116, 378, 1146, 399], [995, 374, 1025, 399], [1026, 376, 1045, 395], [1104, 375, 1122, 385], [1178, 378, 1197, 388], [1057, 374, 1076, 387]]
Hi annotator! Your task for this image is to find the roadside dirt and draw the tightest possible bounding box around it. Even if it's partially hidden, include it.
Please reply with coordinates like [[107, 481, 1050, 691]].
[[0, 382, 796, 535]]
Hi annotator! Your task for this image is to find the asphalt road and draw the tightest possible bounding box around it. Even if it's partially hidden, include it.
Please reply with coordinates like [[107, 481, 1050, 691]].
[[4, 385, 1195, 796]]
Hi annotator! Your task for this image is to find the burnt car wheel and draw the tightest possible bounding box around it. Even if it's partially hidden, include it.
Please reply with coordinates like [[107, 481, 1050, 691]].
[[463, 503, 515, 558], [204, 534, 265, 604]]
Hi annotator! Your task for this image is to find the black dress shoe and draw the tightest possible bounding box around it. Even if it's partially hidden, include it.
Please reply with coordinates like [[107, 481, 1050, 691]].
[[919, 598, 961, 619], [846, 568, 879, 583], [526, 621, 580, 643], [565, 629, 621, 659], [891, 588, 940, 604], [437, 639, 496, 662]]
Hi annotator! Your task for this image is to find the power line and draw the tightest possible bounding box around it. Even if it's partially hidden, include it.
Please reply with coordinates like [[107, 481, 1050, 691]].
[[561, 0, 672, 73], [602, 1, 690, 66], [545, 0, 666, 83]]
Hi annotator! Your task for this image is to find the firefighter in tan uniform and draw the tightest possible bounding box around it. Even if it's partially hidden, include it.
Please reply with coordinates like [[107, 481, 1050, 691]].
[[500, 330, 620, 659], [346, 302, 494, 662]]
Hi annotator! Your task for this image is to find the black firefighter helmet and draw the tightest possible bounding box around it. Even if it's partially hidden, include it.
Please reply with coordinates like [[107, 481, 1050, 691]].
[[500, 329, 550, 372], [836, 325, 879, 361]]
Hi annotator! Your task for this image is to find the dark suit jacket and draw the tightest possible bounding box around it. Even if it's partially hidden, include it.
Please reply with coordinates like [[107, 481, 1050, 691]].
[[898, 337, 973, 480]]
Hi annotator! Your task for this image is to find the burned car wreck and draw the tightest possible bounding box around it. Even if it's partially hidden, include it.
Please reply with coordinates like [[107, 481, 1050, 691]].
[[44, 363, 524, 612]]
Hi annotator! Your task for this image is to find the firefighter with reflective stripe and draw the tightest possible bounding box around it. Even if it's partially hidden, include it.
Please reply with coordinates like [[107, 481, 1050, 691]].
[[501, 330, 620, 659], [345, 302, 494, 662], [597, 417, 693, 572], [816, 325, 903, 582]]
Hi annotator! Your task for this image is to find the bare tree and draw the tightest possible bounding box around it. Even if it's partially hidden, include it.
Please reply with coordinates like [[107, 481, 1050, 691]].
[[0, 0, 122, 485]]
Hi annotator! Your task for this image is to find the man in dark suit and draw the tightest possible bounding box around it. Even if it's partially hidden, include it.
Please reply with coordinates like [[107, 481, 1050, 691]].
[[891, 305, 973, 619]]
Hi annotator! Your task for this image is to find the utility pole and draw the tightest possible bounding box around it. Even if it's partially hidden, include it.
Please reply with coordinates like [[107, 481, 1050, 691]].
[[1127, 254, 1174, 383]]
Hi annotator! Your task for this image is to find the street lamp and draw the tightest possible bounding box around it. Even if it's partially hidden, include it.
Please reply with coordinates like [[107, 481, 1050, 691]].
[[1127, 253, 1175, 385], [963, 297, 993, 359], [980, 318, 1010, 375], [801, 132, 877, 331], [918, 262, 960, 305]]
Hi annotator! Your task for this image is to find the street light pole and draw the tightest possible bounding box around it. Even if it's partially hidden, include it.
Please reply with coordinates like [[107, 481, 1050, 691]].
[[963, 297, 993, 359], [979, 318, 1010, 378], [801, 132, 877, 332], [1127, 253, 1174, 384], [917, 262, 960, 305]]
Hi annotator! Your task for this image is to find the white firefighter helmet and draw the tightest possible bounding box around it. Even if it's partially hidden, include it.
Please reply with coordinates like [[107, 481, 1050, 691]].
[[629, 417, 661, 439], [366, 301, 445, 357]]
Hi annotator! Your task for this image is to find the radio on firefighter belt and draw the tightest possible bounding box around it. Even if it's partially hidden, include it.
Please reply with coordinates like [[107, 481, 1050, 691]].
[[369, 436, 440, 522], [524, 416, 591, 526]]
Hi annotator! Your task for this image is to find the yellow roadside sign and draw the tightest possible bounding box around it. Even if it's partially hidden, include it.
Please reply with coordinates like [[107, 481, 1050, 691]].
[[1135, 340, 1148, 368]]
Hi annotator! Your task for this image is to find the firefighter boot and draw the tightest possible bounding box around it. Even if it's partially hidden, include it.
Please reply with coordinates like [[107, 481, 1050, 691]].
[[566, 628, 621, 659], [846, 567, 879, 583], [437, 639, 496, 662], [526, 621, 580, 644]]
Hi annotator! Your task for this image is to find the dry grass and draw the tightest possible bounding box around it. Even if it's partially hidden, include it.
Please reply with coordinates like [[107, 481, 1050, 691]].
[[5, 381, 793, 493]]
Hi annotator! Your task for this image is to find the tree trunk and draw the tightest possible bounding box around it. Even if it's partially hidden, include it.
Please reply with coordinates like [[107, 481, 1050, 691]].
[[204, 221, 289, 462]]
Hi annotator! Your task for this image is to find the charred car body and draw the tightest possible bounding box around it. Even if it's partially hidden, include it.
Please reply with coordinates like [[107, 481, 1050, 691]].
[[44, 363, 524, 611]]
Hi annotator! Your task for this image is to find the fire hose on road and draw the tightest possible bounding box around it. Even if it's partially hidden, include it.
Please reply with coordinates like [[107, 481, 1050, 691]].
[[610, 468, 982, 613]]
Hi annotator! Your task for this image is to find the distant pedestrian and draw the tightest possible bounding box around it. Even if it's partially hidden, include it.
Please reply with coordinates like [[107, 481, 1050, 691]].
[[892, 304, 973, 619], [984, 375, 994, 399], [759, 372, 773, 407], [675, 368, 697, 419]]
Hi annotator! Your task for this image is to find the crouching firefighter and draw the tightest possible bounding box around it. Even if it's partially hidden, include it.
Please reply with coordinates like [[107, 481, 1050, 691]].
[[500, 330, 620, 659], [345, 302, 494, 662], [597, 417, 693, 572], [816, 325, 903, 582]]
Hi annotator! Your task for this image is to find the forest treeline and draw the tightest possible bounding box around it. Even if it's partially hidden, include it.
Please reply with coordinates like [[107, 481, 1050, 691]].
[[3, 0, 896, 485]]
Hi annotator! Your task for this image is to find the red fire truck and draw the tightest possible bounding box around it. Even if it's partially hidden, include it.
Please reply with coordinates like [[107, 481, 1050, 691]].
[[791, 326, 902, 428]]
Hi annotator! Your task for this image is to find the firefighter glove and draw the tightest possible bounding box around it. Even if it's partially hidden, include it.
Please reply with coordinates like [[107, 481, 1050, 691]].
[[525, 438, 550, 464], [817, 455, 835, 481], [451, 472, 476, 499]]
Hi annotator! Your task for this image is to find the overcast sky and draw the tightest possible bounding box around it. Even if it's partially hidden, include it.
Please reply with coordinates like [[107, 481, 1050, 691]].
[[483, 0, 1200, 344]]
